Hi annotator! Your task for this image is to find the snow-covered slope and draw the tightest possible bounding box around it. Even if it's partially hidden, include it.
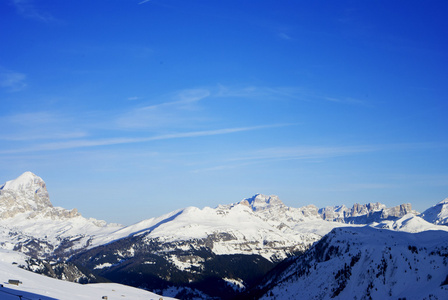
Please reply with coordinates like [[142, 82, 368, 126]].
[[421, 197, 448, 225], [255, 226, 448, 300], [92, 202, 324, 261], [0, 249, 176, 300], [89, 194, 419, 261], [372, 213, 448, 233]]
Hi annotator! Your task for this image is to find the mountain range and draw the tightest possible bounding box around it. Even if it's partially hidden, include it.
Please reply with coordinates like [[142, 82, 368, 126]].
[[1, 171, 448, 299]]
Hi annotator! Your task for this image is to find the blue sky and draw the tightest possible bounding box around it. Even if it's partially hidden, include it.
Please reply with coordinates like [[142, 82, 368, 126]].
[[1, 0, 447, 225]]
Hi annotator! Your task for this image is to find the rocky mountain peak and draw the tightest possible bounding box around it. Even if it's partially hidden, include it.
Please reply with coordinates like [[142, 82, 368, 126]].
[[1, 171, 47, 193], [0, 172, 69, 219], [319, 202, 414, 223], [241, 194, 284, 211]]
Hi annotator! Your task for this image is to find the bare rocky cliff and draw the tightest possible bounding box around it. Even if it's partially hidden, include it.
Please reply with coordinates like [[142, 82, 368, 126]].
[[0, 171, 80, 220]]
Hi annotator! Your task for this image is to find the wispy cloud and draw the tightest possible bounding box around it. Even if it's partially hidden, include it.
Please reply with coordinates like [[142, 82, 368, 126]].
[[0, 124, 287, 154], [191, 142, 448, 173], [321, 96, 367, 105], [278, 32, 293, 40], [0, 132, 87, 142], [190, 145, 379, 173], [0, 68, 27, 92], [0, 111, 87, 141], [326, 183, 398, 192], [117, 89, 211, 129], [127, 96, 142, 101], [232, 142, 448, 163], [214, 84, 368, 106], [12, 0, 54, 22], [241, 145, 378, 161]]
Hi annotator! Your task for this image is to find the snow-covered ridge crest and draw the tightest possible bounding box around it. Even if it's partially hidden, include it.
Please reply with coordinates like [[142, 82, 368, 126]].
[[1, 171, 47, 192], [256, 226, 448, 299], [420, 197, 448, 225]]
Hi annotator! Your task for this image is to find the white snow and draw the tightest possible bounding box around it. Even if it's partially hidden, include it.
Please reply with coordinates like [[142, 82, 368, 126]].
[[372, 213, 448, 233], [421, 197, 448, 225], [0, 171, 40, 191], [93, 263, 113, 269], [223, 277, 245, 291], [0, 211, 122, 259]]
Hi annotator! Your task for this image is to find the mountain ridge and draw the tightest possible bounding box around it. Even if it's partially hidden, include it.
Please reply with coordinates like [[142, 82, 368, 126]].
[[1, 171, 448, 299], [1, 172, 445, 262], [251, 226, 448, 299], [421, 197, 448, 225]]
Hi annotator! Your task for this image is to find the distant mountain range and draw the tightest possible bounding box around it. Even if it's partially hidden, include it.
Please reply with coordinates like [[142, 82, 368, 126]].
[[1, 171, 448, 299]]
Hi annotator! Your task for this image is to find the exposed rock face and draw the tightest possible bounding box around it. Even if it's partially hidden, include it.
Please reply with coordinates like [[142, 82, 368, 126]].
[[0, 171, 80, 220], [239, 194, 321, 221], [381, 203, 413, 219], [241, 194, 415, 225], [319, 202, 414, 224], [0, 172, 120, 260], [0, 172, 51, 218], [245, 194, 284, 211]]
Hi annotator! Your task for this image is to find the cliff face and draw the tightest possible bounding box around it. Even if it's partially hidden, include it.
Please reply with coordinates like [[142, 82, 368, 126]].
[[0, 171, 80, 220], [0, 172, 119, 260], [0, 171, 52, 218], [318, 202, 414, 224]]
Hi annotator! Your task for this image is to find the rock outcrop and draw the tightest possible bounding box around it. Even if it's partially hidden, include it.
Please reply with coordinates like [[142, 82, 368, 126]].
[[0, 171, 80, 220]]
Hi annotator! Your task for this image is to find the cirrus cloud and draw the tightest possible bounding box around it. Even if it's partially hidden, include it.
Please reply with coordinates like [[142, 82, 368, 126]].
[[0, 69, 27, 92]]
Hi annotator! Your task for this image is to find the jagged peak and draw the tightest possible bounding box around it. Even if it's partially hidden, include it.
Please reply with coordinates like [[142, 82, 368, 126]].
[[0, 171, 46, 192], [240, 194, 284, 211], [0, 172, 54, 218]]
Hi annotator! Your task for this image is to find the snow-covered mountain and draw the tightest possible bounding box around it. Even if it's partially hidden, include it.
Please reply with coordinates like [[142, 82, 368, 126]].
[[1, 172, 447, 299], [421, 197, 448, 225], [68, 195, 432, 299], [0, 172, 122, 260], [372, 213, 448, 233], [0, 249, 176, 300], [252, 226, 448, 300], [0, 173, 422, 261], [0, 171, 52, 218]]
